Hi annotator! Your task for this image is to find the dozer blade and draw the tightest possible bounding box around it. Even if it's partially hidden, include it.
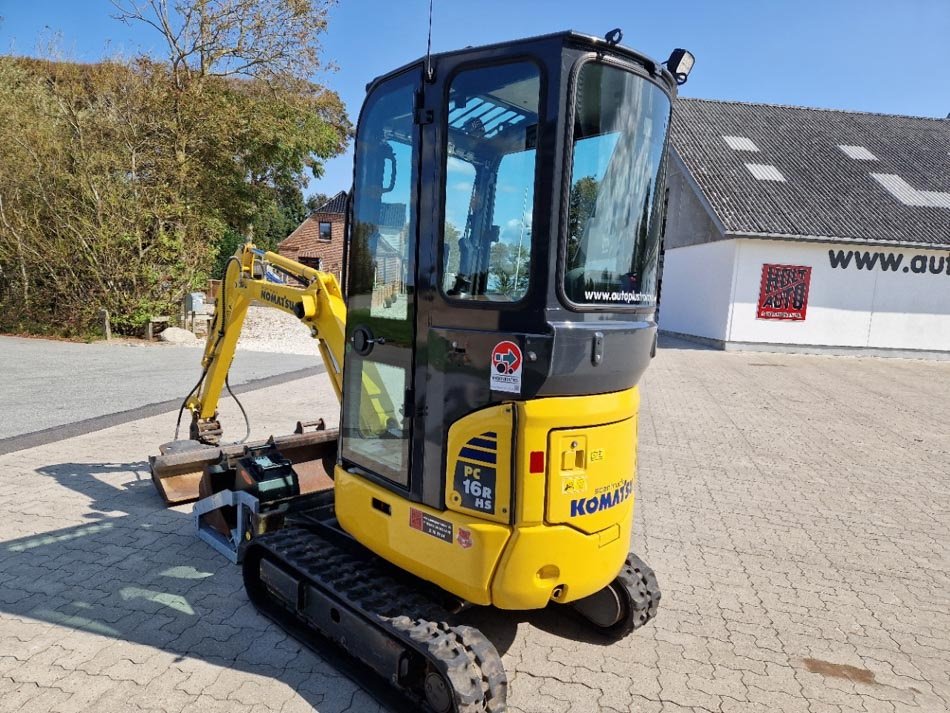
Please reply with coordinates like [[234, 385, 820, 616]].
[[149, 429, 338, 506]]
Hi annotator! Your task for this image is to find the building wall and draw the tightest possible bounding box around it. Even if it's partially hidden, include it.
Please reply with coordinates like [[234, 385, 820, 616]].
[[663, 152, 724, 250], [277, 211, 346, 278], [658, 239, 738, 341], [661, 237, 950, 353]]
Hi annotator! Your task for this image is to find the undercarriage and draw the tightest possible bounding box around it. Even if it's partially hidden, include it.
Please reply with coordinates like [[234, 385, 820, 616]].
[[152, 435, 660, 712]]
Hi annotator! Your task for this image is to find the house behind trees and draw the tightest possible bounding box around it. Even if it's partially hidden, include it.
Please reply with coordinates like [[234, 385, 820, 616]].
[[278, 191, 348, 278]]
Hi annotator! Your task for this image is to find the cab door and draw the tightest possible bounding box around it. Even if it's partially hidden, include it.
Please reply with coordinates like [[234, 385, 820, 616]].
[[340, 69, 420, 487]]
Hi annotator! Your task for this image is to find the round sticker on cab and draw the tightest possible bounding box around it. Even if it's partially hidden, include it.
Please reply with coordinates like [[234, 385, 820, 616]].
[[490, 340, 522, 394]]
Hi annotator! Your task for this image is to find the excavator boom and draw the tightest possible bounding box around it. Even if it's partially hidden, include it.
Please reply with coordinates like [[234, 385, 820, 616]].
[[150, 244, 347, 504], [190, 245, 346, 441]]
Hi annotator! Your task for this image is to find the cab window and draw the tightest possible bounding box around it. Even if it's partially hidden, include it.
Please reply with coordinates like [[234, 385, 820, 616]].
[[565, 62, 671, 308], [441, 62, 540, 302]]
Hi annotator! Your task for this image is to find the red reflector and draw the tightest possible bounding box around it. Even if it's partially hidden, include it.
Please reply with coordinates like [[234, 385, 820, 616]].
[[529, 451, 545, 473]]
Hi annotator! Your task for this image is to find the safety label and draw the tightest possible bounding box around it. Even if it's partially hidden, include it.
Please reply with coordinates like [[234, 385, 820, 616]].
[[490, 340, 523, 394], [561, 474, 588, 495], [409, 507, 453, 543]]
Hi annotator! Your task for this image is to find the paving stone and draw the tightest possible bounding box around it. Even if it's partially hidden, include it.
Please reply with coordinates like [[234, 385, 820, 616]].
[[0, 348, 948, 713]]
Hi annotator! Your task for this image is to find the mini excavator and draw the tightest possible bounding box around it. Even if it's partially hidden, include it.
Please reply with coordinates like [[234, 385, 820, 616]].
[[149, 31, 693, 712]]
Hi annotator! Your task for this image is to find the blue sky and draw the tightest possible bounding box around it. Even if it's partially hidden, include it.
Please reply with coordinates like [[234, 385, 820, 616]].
[[2, 0, 948, 197]]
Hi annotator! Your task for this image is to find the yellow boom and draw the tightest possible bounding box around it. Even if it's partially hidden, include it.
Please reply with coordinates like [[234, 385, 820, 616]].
[[186, 243, 347, 444]]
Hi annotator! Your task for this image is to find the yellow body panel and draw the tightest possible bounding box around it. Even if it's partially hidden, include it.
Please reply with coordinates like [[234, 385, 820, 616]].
[[336, 388, 641, 610], [445, 404, 513, 524], [490, 520, 630, 608], [545, 419, 637, 535], [514, 388, 639, 525], [335, 468, 511, 606]]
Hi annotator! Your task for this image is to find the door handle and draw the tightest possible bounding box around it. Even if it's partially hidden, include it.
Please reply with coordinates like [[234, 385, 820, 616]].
[[351, 326, 385, 355]]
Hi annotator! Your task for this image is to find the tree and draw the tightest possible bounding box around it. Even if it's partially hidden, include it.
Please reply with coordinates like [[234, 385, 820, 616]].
[[111, 0, 334, 87], [0, 58, 223, 334], [305, 192, 332, 213], [489, 242, 530, 298], [0, 1, 350, 336], [567, 175, 599, 266], [443, 222, 461, 276]]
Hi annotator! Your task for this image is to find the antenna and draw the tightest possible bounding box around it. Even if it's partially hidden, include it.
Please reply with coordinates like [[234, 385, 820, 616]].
[[425, 0, 435, 82]]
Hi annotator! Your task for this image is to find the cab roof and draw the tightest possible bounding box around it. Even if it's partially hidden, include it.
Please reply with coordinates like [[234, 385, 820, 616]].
[[368, 30, 677, 96]]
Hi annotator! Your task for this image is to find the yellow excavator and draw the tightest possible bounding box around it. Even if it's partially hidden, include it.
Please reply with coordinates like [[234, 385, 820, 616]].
[[149, 30, 693, 713]]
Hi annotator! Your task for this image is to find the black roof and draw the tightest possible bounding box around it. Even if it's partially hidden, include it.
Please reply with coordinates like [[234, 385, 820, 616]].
[[369, 30, 677, 97], [672, 98, 950, 247], [313, 190, 347, 215]]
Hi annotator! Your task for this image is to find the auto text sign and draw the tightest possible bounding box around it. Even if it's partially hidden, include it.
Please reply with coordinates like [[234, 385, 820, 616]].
[[757, 264, 812, 321], [490, 340, 522, 394]]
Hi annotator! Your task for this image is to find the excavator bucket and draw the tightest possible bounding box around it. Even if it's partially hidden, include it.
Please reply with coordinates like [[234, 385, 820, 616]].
[[149, 427, 338, 505]]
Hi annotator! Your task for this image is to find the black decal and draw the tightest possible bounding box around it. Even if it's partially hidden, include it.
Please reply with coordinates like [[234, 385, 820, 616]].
[[853, 252, 879, 270], [828, 250, 852, 269], [879, 253, 903, 271], [409, 508, 453, 543], [455, 460, 496, 514]]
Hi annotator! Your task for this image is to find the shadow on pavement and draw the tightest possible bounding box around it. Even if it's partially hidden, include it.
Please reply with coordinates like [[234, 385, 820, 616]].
[[2, 459, 608, 709], [4, 460, 394, 711], [458, 602, 624, 648]]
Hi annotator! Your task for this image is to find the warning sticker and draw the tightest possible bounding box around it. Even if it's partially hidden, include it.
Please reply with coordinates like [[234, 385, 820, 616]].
[[561, 475, 588, 495], [490, 340, 523, 394], [409, 507, 453, 543]]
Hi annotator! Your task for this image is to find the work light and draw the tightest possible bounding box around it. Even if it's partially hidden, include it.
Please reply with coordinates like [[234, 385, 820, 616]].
[[666, 48, 695, 85]]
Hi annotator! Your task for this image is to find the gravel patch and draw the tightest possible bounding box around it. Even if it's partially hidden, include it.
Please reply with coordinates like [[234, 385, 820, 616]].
[[231, 305, 319, 355]]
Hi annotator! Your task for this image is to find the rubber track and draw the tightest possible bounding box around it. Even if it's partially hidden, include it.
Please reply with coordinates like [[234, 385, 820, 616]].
[[611, 553, 662, 639], [244, 527, 507, 712]]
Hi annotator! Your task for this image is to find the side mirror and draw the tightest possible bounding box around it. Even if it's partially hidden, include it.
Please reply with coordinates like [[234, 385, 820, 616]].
[[665, 49, 695, 85]]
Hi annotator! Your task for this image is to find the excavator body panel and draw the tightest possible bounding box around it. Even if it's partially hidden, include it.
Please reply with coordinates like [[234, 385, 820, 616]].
[[339, 31, 673, 501], [336, 387, 639, 609]]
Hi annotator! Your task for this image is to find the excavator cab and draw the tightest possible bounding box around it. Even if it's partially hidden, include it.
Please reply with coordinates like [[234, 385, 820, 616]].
[[341, 33, 675, 490], [336, 30, 680, 606], [152, 30, 692, 713]]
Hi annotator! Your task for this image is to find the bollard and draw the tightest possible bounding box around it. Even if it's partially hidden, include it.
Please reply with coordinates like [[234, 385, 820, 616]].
[[99, 308, 111, 341]]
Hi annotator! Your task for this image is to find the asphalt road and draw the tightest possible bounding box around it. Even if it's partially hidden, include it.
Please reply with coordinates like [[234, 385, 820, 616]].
[[0, 336, 322, 445]]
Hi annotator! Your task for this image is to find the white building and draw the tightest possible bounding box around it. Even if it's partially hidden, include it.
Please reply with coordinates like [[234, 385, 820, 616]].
[[660, 99, 950, 357]]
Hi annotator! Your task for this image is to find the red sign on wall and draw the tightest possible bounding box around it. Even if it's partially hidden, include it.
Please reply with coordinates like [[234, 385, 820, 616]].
[[757, 264, 812, 321]]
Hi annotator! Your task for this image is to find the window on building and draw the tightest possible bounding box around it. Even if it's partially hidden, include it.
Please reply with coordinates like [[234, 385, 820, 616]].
[[319, 221, 332, 242]]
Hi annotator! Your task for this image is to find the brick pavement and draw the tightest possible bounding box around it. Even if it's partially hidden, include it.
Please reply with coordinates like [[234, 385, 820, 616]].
[[0, 342, 948, 712]]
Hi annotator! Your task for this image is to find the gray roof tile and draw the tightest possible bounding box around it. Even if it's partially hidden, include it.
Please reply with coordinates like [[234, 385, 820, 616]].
[[671, 99, 950, 246]]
